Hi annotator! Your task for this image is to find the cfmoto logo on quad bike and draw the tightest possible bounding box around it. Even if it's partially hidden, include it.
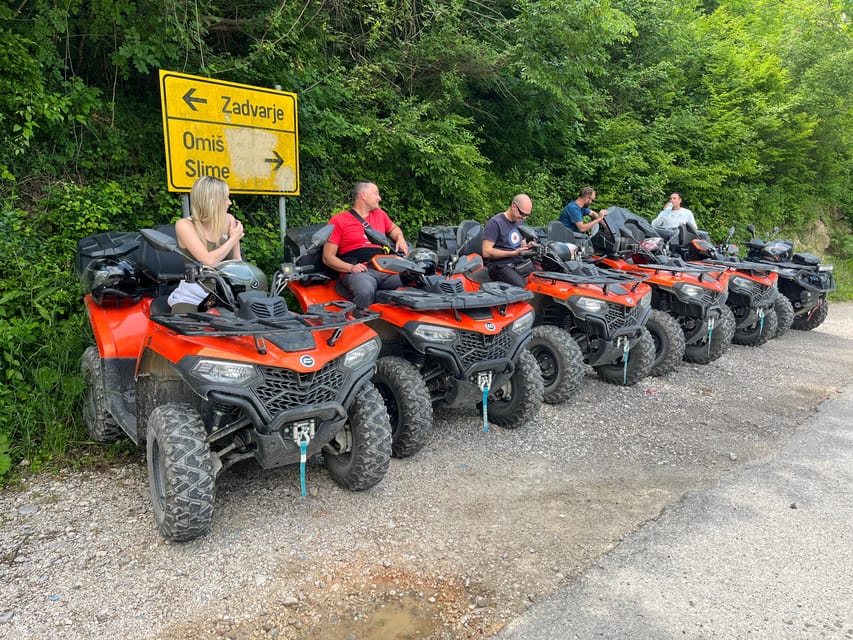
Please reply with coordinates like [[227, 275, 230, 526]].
[[485, 322, 496, 332], [300, 355, 315, 367]]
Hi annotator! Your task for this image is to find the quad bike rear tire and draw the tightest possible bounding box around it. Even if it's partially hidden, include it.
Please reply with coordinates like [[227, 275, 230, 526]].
[[373, 356, 432, 458], [323, 382, 391, 491], [146, 402, 216, 542], [480, 349, 543, 429], [773, 294, 795, 337], [594, 328, 655, 386], [81, 346, 124, 443], [644, 310, 685, 377], [528, 325, 584, 403], [792, 299, 829, 331], [732, 306, 778, 347], [683, 305, 736, 364]]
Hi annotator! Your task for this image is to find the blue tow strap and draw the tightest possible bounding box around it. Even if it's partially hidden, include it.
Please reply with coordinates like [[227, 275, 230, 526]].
[[707, 317, 715, 356], [299, 439, 308, 497], [482, 385, 489, 433]]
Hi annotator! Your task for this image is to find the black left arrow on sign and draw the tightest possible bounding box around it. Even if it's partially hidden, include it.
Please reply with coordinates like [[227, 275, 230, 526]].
[[265, 150, 284, 171], [183, 88, 208, 111]]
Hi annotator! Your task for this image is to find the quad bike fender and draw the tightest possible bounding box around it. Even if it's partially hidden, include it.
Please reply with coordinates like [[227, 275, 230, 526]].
[[287, 278, 343, 309], [84, 294, 151, 359]]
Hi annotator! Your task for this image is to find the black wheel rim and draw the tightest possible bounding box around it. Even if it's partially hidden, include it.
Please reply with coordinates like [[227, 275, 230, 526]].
[[531, 346, 558, 386]]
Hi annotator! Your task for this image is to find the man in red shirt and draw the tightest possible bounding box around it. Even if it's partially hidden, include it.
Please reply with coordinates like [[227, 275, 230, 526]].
[[322, 181, 409, 307]]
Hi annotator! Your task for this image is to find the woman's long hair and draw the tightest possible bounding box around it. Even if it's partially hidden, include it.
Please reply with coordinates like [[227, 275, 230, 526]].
[[189, 176, 229, 245]]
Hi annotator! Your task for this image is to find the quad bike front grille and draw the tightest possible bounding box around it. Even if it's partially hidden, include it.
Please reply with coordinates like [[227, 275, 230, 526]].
[[699, 289, 725, 309], [603, 302, 645, 333], [454, 327, 515, 369], [255, 361, 343, 414]]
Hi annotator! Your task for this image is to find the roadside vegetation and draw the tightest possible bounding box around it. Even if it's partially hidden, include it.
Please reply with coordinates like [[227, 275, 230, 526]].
[[0, 0, 850, 482]]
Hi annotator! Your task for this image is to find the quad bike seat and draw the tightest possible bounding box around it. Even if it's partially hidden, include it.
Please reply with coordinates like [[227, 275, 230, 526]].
[[546, 221, 571, 243]]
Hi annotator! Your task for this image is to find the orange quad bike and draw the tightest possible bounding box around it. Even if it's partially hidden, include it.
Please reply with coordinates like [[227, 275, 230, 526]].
[[426, 220, 676, 386], [518, 221, 685, 383], [666, 225, 782, 346], [590, 207, 736, 365], [76, 226, 392, 542], [420, 220, 588, 400], [285, 223, 547, 459]]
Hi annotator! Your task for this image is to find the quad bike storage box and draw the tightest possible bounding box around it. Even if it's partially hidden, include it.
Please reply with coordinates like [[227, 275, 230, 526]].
[[416, 226, 459, 263], [75, 232, 142, 304], [75, 231, 140, 281]]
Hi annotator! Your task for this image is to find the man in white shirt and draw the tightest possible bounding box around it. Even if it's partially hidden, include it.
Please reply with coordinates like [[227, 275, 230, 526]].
[[651, 192, 698, 233]]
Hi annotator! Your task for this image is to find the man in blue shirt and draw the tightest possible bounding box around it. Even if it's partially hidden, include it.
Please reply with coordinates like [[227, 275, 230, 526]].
[[559, 186, 607, 233]]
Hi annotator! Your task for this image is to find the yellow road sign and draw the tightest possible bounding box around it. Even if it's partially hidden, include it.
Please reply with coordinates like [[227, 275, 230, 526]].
[[159, 70, 299, 195]]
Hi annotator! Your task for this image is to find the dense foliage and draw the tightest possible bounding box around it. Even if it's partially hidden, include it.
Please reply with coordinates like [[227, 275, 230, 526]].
[[0, 0, 850, 479]]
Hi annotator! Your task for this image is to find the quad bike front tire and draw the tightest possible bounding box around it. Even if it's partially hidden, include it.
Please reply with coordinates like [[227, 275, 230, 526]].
[[792, 298, 829, 331], [643, 310, 685, 377], [323, 382, 391, 491], [683, 305, 736, 364], [146, 402, 216, 542], [373, 356, 433, 458], [528, 325, 584, 403], [773, 294, 795, 337], [480, 349, 544, 428], [594, 328, 655, 386], [732, 306, 778, 347], [81, 346, 124, 443]]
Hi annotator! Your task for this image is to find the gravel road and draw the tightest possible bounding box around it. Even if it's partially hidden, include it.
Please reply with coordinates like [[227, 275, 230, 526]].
[[2, 302, 852, 640]]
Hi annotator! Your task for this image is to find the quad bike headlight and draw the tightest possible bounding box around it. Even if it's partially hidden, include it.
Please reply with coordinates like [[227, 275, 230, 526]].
[[413, 323, 457, 343], [190, 359, 261, 386], [342, 337, 380, 369], [511, 311, 534, 335], [676, 283, 704, 299], [638, 291, 652, 308], [571, 296, 608, 314]]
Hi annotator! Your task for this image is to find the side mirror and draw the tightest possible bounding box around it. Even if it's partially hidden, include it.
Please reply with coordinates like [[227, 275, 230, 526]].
[[308, 224, 334, 250], [518, 224, 538, 242], [140, 228, 180, 254], [747, 223, 756, 237]]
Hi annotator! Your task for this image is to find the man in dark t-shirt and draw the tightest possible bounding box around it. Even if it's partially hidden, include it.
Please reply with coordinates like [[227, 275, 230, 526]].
[[482, 194, 536, 288], [323, 181, 409, 307]]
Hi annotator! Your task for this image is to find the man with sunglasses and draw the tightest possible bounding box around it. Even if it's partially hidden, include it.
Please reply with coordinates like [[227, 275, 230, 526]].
[[560, 186, 607, 233], [482, 193, 536, 287]]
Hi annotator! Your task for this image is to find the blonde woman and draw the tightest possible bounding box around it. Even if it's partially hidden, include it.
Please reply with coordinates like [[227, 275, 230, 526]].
[[167, 176, 245, 312]]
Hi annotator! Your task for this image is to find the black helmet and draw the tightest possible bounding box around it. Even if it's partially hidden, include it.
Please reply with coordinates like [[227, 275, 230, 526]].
[[408, 248, 438, 275], [541, 241, 576, 272], [81, 258, 139, 294]]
